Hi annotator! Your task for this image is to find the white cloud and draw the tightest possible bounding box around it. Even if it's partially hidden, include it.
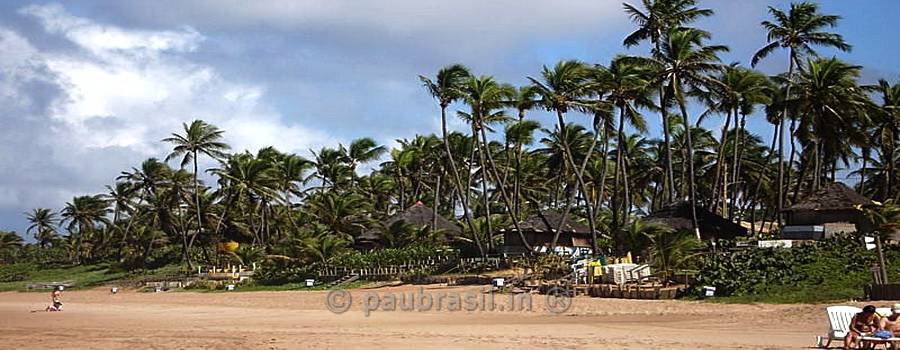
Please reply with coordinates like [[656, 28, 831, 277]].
[[0, 4, 340, 233], [20, 4, 203, 57], [19, 3, 337, 154]]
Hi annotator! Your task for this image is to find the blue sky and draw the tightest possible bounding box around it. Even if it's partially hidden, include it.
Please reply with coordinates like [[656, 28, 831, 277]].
[[0, 0, 897, 236]]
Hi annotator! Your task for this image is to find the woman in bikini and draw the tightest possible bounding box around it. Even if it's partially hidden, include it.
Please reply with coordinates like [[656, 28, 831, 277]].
[[846, 305, 884, 349]]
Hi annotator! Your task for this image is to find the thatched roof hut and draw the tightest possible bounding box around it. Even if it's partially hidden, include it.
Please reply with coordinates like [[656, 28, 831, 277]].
[[645, 201, 748, 240], [500, 210, 594, 253], [785, 182, 876, 212], [357, 202, 461, 248], [782, 182, 876, 237]]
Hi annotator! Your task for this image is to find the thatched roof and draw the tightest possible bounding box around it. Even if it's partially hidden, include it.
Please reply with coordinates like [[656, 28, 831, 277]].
[[358, 202, 461, 242], [645, 201, 748, 240], [502, 210, 591, 234], [785, 182, 875, 211]]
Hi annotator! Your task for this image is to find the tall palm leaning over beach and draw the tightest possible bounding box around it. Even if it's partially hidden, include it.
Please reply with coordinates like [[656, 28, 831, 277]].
[[419, 65, 484, 257], [623, 0, 713, 203], [751, 1, 851, 221], [651, 28, 727, 236], [163, 120, 230, 268], [529, 60, 601, 253]]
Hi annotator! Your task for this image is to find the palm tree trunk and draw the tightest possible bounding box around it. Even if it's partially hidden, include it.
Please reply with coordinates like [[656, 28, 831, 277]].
[[187, 151, 202, 269], [551, 114, 602, 250], [595, 126, 611, 212], [777, 53, 797, 227], [655, 39, 676, 204], [121, 191, 145, 252], [886, 138, 895, 200], [555, 111, 599, 254], [745, 125, 780, 236], [730, 113, 747, 220], [860, 148, 868, 196], [673, 78, 700, 239], [813, 138, 822, 191], [617, 104, 631, 225], [514, 138, 523, 219], [784, 117, 798, 206], [478, 126, 531, 252], [612, 142, 622, 227], [439, 105, 484, 257], [792, 147, 812, 204], [433, 175, 440, 232], [475, 125, 494, 253], [710, 109, 734, 214]]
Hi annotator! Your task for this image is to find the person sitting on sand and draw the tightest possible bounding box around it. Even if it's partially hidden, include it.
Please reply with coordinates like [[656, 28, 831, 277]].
[[46, 286, 63, 312], [846, 305, 884, 349]]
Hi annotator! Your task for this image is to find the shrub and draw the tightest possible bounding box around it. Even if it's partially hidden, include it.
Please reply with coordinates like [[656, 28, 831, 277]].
[[690, 234, 880, 302], [0, 263, 36, 282]]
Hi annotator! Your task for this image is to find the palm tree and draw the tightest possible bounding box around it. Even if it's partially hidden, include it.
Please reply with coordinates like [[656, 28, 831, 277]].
[[303, 231, 349, 265], [117, 158, 172, 248], [702, 65, 772, 216], [866, 201, 900, 240], [617, 217, 670, 258], [457, 74, 532, 252], [162, 120, 229, 267], [602, 56, 653, 225], [653, 28, 728, 235], [623, 0, 713, 203], [645, 226, 701, 285], [792, 58, 869, 191], [26, 208, 58, 248], [529, 60, 602, 253], [0, 231, 24, 262], [343, 137, 387, 179], [419, 65, 484, 256], [865, 80, 900, 200], [60, 195, 111, 263], [505, 119, 541, 218], [751, 1, 851, 220], [0, 231, 24, 250]]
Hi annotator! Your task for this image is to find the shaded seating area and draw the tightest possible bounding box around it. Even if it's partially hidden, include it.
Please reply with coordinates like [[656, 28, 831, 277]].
[[645, 201, 748, 240], [499, 210, 593, 256], [356, 201, 461, 249], [782, 182, 877, 240]]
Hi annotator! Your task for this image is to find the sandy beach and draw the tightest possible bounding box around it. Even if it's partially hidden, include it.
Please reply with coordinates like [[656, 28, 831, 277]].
[[0, 284, 834, 349]]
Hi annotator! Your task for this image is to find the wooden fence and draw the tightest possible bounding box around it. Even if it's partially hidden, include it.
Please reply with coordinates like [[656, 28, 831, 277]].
[[318, 256, 456, 278]]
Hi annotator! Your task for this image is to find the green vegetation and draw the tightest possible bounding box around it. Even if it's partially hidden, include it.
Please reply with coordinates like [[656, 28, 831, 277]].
[[0, 263, 180, 292], [691, 236, 900, 303], [0, 1, 898, 304]]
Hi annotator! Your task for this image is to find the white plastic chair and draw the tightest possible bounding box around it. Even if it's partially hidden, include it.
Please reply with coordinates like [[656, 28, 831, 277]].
[[817, 306, 861, 348]]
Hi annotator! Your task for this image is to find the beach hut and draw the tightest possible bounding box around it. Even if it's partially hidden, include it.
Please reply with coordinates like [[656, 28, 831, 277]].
[[356, 201, 461, 249], [645, 201, 748, 240], [499, 210, 593, 255], [781, 182, 876, 239]]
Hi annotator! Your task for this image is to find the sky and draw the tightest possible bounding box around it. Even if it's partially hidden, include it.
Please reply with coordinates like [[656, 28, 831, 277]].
[[1, 0, 898, 237]]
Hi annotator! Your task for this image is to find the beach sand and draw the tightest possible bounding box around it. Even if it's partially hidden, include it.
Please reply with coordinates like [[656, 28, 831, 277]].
[[0, 284, 834, 349]]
